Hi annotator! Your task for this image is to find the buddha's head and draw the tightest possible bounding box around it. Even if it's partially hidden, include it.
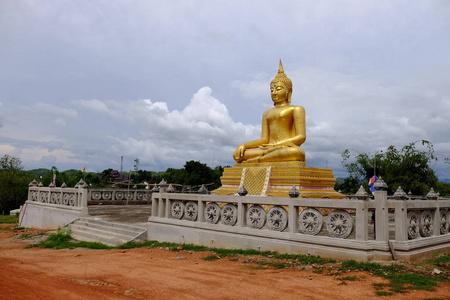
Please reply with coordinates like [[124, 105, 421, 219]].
[[270, 60, 292, 104]]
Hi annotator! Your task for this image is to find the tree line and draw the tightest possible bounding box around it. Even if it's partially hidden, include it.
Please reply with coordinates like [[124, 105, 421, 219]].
[[1, 140, 449, 214], [336, 140, 450, 195], [0, 157, 226, 214]]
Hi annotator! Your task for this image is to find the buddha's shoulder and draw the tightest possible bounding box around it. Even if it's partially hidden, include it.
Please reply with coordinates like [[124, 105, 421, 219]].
[[291, 105, 305, 112], [264, 104, 305, 114]]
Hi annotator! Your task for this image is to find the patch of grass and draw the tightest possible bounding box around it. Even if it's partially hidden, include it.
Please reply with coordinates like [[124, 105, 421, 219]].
[[0, 215, 18, 224], [27, 227, 112, 250], [337, 276, 361, 282], [19, 232, 46, 239], [428, 254, 450, 265], [0, 225, 15, 231], [375, 290, 394, 296], [388, 273, 440, 293], [341, 260, 447, 295], [340, 260, 404, 276], [271, 261, 287, 269], [296, 254, 335, 265], [248, 265, 268, 270]]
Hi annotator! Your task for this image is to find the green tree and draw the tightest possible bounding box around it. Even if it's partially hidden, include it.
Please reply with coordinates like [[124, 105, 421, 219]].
[[41, 166, 61, 187], [436, 182, 450, 197], [334, 177, 360, 195], [160, 161, 225, 191], [341, 140, 439, 195], [51, 169, 83, 187], [0, 155, 29, 214]]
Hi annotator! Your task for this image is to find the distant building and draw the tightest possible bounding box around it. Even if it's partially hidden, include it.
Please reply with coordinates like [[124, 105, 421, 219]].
[[111, 170, 129, 183]]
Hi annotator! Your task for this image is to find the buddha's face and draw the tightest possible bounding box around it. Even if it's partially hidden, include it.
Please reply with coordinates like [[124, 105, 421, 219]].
[[271, 81, 289, 105]]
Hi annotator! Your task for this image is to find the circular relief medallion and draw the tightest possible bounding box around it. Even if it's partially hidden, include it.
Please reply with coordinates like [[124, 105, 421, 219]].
[[91, 191, 101, 200], [63, 193, 70, 205], [326, 210, 353, 238], [221, 203, 238, 226], [40, 192, 49, 203], [51, 193, 58, 204], [115, 192, 124, 200], [205, 203, 221, 224], [246, 205, 266, 229], [30, 191, 38, 202], [419, 210, 433, 237], [440, 210, 449, 235], [184, 201, 198, 221], [136, 192, 145, 201], [102, 192, 112, 200], [171, 201, 184, 219], [299, 208, 323, 235], [407, 211, 419, 240], [267, 206, 288, 231]]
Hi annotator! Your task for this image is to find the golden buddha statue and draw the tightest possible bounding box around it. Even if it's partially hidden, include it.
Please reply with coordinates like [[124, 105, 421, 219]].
[[233, 60, 306, 164], [213, 61, 344, 199]]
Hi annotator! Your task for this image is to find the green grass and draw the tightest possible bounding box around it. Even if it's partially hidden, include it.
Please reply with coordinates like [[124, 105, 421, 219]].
[[20, 232, 46, 239], [337, 276, 361, 282], [375, 290, 394, 296], [0, 215, 18, 224], [248, 265, 269, 270], [27, 227, 113, 250], [340, 259, 448, 295], [427, 254, 450, 266]]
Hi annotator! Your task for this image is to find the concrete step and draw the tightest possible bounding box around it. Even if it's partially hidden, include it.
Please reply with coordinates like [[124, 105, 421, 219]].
[[69, 218, 147, 246], [72, 218, 145, 236]]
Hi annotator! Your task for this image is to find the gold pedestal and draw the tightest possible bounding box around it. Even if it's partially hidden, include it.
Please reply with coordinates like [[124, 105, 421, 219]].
[[212, 162, 345, 199]]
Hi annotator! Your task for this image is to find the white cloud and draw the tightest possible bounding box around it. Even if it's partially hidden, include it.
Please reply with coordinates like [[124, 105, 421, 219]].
[[98, 87, 259, 169], [31, 102, 77, 118], [20, 147, 84, 165]]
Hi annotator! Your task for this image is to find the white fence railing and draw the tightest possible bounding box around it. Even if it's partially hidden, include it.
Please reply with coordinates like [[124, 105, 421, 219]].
[[148, 182, 450, 261]]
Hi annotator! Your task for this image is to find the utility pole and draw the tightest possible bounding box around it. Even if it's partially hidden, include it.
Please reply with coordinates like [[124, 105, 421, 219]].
[[134, 158, 139, 172], [120, 156, 124, 173]]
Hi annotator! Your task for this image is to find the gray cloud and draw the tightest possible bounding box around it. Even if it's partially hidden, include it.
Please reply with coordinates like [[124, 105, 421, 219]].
[[0, 1, 449, 180]]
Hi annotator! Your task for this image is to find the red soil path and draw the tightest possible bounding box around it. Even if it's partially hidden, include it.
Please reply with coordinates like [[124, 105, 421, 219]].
[[0, 225, 449, 300]]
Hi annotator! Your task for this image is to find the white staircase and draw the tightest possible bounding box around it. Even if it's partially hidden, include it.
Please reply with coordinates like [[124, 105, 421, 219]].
[[69, 218, 147, 246]]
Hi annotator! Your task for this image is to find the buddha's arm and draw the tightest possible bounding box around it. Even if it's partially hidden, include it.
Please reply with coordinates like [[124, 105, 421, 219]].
[[289, 106, 306, 146], [233, 113, 269, 159]]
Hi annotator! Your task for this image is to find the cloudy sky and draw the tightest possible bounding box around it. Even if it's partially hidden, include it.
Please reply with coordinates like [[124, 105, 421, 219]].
[[1, 1, 450, 180]]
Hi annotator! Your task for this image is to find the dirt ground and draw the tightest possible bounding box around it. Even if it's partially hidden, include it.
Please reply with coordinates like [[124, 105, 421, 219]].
[[0, 225, 449, 300]]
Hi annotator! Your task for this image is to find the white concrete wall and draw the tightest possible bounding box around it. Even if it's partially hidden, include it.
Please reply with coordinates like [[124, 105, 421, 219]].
[[19, 201, 88, 229]]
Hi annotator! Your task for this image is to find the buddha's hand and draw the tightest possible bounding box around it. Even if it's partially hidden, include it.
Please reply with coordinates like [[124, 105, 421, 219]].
[[259, 144, 284, 153], [233, 145, 246, 161]]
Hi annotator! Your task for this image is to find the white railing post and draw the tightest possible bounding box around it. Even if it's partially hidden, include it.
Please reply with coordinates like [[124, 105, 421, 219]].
[[394, 203, 408, 241], [198, 197, 205, 222], [151, 193, 159, 217], [288, 202, 298, 234], [158, 194, 165, 217], [237, 199, 246, 227], [355, 206, 369, 241], [433, 205, 440, 236], [374, 190, 389, 241]]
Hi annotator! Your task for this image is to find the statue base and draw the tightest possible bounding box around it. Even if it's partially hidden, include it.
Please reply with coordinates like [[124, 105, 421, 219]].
[[212, 162, 345, 199]]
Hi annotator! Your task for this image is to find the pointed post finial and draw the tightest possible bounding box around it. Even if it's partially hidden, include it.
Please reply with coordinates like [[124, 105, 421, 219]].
[[278, 59, 284, 73]]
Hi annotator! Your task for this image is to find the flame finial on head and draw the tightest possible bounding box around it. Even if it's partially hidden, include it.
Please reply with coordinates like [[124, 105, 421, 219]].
[[271, 59, 293, 102]]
